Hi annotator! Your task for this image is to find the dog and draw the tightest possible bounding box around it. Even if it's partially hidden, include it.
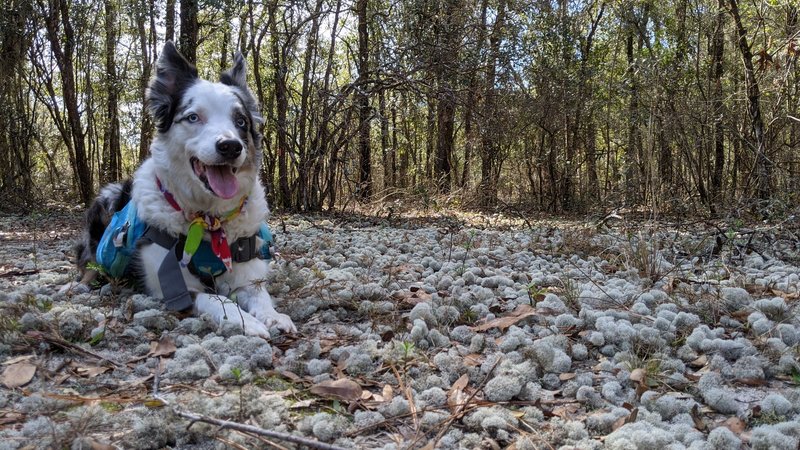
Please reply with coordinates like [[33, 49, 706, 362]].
[[64, 42, 295, 337]]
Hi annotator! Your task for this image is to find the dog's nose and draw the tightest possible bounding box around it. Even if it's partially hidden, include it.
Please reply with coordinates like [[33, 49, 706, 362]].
[[216, 139, 243, 160]]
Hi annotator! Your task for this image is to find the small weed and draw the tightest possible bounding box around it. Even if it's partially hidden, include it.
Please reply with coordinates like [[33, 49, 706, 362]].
[[400, 341, 416, 361], [87, 330, 105, 346], [459, 309, 478, 325], [527, 283, 547, 305]]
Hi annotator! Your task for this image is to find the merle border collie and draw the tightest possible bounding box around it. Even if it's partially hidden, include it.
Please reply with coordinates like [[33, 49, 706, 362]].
[[64, 42, 295, 337]]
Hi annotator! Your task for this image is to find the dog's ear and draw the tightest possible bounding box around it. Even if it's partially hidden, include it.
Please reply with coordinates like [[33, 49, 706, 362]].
[[220, 52, 248, 90], [147, 41, 198, 132], [221, 51, 263, 126]]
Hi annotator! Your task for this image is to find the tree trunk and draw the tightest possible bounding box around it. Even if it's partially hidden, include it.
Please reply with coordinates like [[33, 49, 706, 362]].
[[103, 0, 121, 184], [270, 4, 291, 208], [165, 0, 175, 42], [432, 0, 460, 193], [728, 0, 771, 202], [355, 0, 371, 199], [44, 0, 93, 205], [478, 0, 505, 207], [710, 0, 725, 210], [297, 0, 324, 210], [179, 0, 198, 64], [624, 8, 639, 205], [137, 0, 155, 163]]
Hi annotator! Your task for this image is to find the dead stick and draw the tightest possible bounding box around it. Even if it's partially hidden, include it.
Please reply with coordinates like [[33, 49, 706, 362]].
[[151, 369, 346, 450], [167, 408, 349, 450]]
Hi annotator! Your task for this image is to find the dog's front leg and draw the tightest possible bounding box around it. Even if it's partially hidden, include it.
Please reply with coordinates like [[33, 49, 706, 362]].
[[194, 293, 272, 338], [139, 243, 272, 338], [236, 286, 296, 333]]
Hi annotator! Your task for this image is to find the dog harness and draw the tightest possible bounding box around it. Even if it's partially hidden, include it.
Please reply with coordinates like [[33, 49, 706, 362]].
[[95, 180, 273, 311]]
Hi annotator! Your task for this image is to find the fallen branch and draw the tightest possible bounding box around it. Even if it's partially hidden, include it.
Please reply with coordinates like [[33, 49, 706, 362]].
[[152, 365, 347, 450], [25, 331, 125, 369]]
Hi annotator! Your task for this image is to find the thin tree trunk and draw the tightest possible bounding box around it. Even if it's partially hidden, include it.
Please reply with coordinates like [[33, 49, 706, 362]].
[[355, 0, 371, 199], [710, 0, 725, 211], [103, 0, 120, 184], [179, 0, 198, 64], [270, 4, 291, 208], [728, 0, 771, 202], [137, 0, 155, 162], [165, 0, 175, 42], [478, 0, 505, 207], [44, 0, 92, 205]]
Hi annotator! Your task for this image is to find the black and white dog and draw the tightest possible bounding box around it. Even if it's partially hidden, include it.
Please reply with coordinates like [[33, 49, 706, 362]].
[[65, 42, 295, 337]]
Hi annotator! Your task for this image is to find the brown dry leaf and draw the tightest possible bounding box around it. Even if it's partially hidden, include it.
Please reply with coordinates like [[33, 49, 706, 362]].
[[688, 355, 708, 369], [463, 353, 484, 367], [2, 355, 35, 366], [2, 363, 36, 388], [612, 407, 639, 431], [148, 336, 177, 358], [690, 404, 706, 431], [86, 438, 115, 450], [722, 417, 746, 435], [289, 399, 316, 409], [736, 377, 767, 387], [471, 304, 537, 332], [77, 366, 110, 378], [382, 384, 394, 400], [629, 368, 646, 383], [559, 372, 577, 381], [360, 390, 373, 401], [309, 378, 363, 402], [684, 372, 701, 382], [447, 374, 470, 414], [552, 403, 580, 420]]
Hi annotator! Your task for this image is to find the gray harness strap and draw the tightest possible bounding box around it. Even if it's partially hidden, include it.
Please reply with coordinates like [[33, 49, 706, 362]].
[[138, 226, 261, 311], [139, 227, 193, 311]]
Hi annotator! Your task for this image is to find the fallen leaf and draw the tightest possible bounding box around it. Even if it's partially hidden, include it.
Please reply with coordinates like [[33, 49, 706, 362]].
[[722, 417, 746, 435], [463, 354, 484, 367], [559, 372, 577, 381], [736, 377, 767, 387], [447, 374, 470, 415], [552, 403, 580, 420], [148, 336, 177, 358], [86, 438, 115, 450], [2, 355, 35, 366], [309, 378, 363, 402], [76, 366, 110, 378], [688, 355, 707, 369], [690, 404, 706, 431], [2, 363, 36, 388], [629, 368, 646, 383], [612, 407, 638, 431], [289, 399, 316, 409], [471, 304, 537, 332], [382, 384, 394, 400]]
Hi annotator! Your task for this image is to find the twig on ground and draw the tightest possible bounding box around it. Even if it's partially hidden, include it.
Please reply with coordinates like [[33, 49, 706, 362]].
[[151, 367, 347, 450], [413, 357, 501, 449], [25, 331, 125, 369]]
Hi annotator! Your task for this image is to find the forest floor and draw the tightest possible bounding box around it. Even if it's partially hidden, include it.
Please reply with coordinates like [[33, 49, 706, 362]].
[[1, 208, 800, 449]]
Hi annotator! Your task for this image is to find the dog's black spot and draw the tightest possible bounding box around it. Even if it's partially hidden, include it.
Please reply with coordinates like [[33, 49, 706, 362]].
[[147, 41, 199, 133], [74, 180, 133, 271]]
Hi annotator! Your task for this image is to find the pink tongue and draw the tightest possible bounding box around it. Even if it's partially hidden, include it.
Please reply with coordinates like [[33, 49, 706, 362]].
[[205, 165, 239, 199]]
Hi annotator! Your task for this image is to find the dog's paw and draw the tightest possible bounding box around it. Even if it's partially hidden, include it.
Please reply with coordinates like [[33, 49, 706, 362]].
[[232, 313, 272, 339], [255, 310, 296, 334], [58, 281, 91, 296]]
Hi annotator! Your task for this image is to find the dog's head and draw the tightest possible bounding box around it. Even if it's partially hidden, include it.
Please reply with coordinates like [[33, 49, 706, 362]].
[[146, 42, 263, 201]]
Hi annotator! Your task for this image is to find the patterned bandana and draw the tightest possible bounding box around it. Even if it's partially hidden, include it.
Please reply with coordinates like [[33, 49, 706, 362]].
[[156, 177, 247, 272]]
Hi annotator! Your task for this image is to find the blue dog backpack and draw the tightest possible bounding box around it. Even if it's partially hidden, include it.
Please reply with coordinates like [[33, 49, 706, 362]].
[[96, 201, 274, 279], [96, 202, 147, 278]]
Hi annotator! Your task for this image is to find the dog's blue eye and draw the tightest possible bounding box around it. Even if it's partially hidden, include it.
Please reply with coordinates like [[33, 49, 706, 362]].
[[235, 117, 246, 128], [187, 113, 199, 123]]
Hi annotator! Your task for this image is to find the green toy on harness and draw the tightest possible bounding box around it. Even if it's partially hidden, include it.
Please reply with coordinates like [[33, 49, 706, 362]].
[[95, 200, 274, 310]]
